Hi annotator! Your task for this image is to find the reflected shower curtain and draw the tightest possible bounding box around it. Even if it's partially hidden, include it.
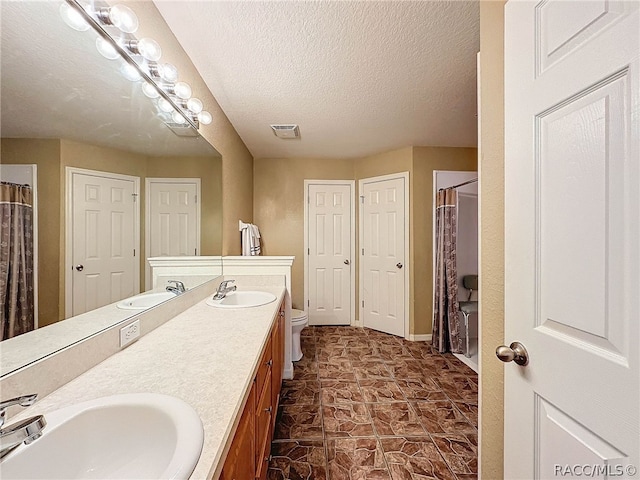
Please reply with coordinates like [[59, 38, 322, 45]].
[[0, 182, 35, 340], [432, 189, 462, 353]]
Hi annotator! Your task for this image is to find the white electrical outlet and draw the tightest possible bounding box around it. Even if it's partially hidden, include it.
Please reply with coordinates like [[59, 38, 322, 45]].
[[120, 320, 140, 348]]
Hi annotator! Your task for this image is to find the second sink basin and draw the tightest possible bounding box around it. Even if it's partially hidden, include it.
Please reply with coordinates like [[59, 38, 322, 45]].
[[206, 290, 277, 308], [0, 393, 204, 480], [116, 291, 176, 310]]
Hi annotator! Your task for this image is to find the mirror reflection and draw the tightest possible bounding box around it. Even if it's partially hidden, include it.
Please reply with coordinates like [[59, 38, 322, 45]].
[[0, 0, 222, 375]]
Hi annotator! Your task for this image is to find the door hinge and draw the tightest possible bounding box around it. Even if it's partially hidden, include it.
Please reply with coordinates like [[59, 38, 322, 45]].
[[360, 195, 364, 204], [133, 249, 136, 257], [361, 248, 364, 255], [132, 193, 138, 202], [308, 300, 310, 307], [195, 195, 198, 203], [308, 248, 310, 255], [362, 300, 364, 308], [194, 248, 197, 255]]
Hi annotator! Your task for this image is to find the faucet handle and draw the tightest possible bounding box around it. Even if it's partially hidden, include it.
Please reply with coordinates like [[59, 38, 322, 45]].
[[167, 280, 186, 292], [0, 394, 37, 428], [219, 279, 235, 289]]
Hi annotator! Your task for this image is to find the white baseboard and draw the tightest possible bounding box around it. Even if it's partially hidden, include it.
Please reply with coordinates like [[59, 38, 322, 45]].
[[408, 334, 432, 342]]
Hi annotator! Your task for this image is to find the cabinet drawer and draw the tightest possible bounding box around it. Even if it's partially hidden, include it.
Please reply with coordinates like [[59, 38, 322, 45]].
[[255, 336, 272, 396], [255, 373, 272, 478]]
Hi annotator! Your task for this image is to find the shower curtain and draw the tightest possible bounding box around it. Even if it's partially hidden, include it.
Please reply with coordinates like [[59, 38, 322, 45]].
[[432, 188, 462, 353], [0, 182, 35, 340]]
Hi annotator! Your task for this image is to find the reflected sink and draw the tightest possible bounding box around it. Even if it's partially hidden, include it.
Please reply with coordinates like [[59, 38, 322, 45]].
[[206, 290, 277, 308], [116, 292, 176, 310], [0, 393, 203, 480]]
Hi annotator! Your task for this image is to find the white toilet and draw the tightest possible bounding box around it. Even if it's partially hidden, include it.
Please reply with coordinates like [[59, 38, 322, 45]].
[[291, 309, 308, 361]]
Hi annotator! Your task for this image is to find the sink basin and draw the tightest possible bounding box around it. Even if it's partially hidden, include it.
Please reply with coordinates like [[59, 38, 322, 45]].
[[0, 393, 203, 480], [116, 291, 176, 310], [206, 290, 277, 308]]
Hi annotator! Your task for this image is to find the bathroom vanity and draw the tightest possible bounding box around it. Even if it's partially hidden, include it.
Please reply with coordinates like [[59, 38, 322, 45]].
[[0, 279, 288, 480]]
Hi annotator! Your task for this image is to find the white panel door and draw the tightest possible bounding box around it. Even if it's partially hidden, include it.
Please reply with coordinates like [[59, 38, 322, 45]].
[[307, 183, 352, 325], [361, 175, 406, 337], [505, 1, 639, 477], [146, 179, 199, 283], [71, 171, 137, 316]]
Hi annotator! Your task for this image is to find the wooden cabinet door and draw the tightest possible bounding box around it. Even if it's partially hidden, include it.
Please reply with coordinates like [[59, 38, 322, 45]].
[[271, 302, 285, 432], [220, 382, 255, 480], [255, 374, 273, 480]]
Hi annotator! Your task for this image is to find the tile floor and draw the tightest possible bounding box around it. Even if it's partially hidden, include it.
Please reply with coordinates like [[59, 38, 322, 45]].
[[268, 326, 478, 480]]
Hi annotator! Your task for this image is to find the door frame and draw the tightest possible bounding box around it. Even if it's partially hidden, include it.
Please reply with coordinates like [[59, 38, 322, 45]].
[[144, 177, 201, 289], [0, 164, 39, 328], [65, 167, 141, 317], [303, 179, 356, 324], [358, 172, 410, 338]]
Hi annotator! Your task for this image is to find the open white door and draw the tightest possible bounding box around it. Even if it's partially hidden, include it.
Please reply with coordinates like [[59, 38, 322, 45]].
[[66, 168, 139, 317], [305, 181, 354, 325], [360, 173, 409, 337], [504, 1, 639, 477]]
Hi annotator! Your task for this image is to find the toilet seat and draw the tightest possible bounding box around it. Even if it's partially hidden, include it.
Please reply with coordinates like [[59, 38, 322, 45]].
[[291, 309, 308, 324]]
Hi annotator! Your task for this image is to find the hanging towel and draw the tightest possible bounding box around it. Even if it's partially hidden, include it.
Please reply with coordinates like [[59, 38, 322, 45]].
[[240, 222, 261, 256]]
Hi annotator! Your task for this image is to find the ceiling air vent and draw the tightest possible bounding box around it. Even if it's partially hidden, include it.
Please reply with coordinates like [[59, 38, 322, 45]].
[[270, 124, 300, 139]]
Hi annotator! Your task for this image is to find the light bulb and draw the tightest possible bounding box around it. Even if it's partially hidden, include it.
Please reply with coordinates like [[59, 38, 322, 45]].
[[95, 37, 119, 60], [187, 98, 203, 114], [198, 111, 212, 125], [60, 3, 90, 31], [142, 82, 159, 99], [174, 82, 192, 100], [109, 5, 138, 33], [161, 63, 178, 83], [121, 63, 141, 82], [172, 111, 187, 124], [136, 38, 162, 62], [158, 98, 174, 113]]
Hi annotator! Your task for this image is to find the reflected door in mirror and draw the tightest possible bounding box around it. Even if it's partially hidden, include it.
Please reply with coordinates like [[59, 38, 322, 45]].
[[70, 169, 139, 316]]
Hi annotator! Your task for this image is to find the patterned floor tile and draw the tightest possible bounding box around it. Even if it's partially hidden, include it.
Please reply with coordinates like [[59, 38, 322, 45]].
[[431, 435, 478, 475], [318, 361, 357, 381], [452, 401, 478, 428], [396, 379, 447, 402], [274, 405, 324, 440], [327, 437, 390, 480], [380, 437, 456, 480], [376, 345, 415, 361], [352, 361, 393, 380], [317, 346, 347, 363], [280, 380, 321, 406], [345, 347, 382, 362], [411, 400, 476, 435], [323, 403, 375, 438], [359, 380, 406, 403], [386, 360, 426, 380], [368, 402, 426, 436], [268, 440, 327, 480], [321, 380, 364, 404]]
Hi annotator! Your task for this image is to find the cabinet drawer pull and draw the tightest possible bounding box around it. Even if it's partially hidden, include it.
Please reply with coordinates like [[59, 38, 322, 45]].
[[264, 406, 272, 413], [264, 455, 272, 463], [266, 359, 273, 367]]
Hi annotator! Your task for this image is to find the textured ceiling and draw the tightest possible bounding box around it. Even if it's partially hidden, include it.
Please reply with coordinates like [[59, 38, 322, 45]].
[[154, 0, 479, 159]]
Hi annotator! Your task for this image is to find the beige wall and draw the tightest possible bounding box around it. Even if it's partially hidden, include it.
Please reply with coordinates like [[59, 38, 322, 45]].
[[1, 138, 62, 327], [129, 1, 254, 256], [412, 147, 477, 335], [480, 1, 506, 478], [253, 157, 354, 309], [253, 146, 477, 338]]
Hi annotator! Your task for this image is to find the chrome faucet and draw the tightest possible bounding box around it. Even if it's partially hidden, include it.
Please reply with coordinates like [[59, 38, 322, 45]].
[[166, 280, 186, 295], [212, 279, 236, 300], [0, 394, 46, 459]]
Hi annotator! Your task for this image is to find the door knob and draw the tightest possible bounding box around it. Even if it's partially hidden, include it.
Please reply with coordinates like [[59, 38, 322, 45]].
[[496, 342, 529, 366], [344, 259, 350, 265], [75, 265, 84, 272], [396, 263, 403, 269]]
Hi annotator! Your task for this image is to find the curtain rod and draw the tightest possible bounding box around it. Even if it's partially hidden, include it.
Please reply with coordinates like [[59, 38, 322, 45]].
[[438, 178, 478, 191]]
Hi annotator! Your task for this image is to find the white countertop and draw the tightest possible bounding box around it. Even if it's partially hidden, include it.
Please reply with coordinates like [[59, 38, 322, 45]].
[[9, 286, 285, 480]]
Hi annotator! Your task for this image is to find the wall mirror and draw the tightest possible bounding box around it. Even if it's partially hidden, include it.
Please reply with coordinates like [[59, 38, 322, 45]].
[[0, 0, 223, 376]]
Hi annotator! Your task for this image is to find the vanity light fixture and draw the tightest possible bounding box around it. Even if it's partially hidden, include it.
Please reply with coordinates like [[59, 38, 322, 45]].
[[60, 0, 214, 133]]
